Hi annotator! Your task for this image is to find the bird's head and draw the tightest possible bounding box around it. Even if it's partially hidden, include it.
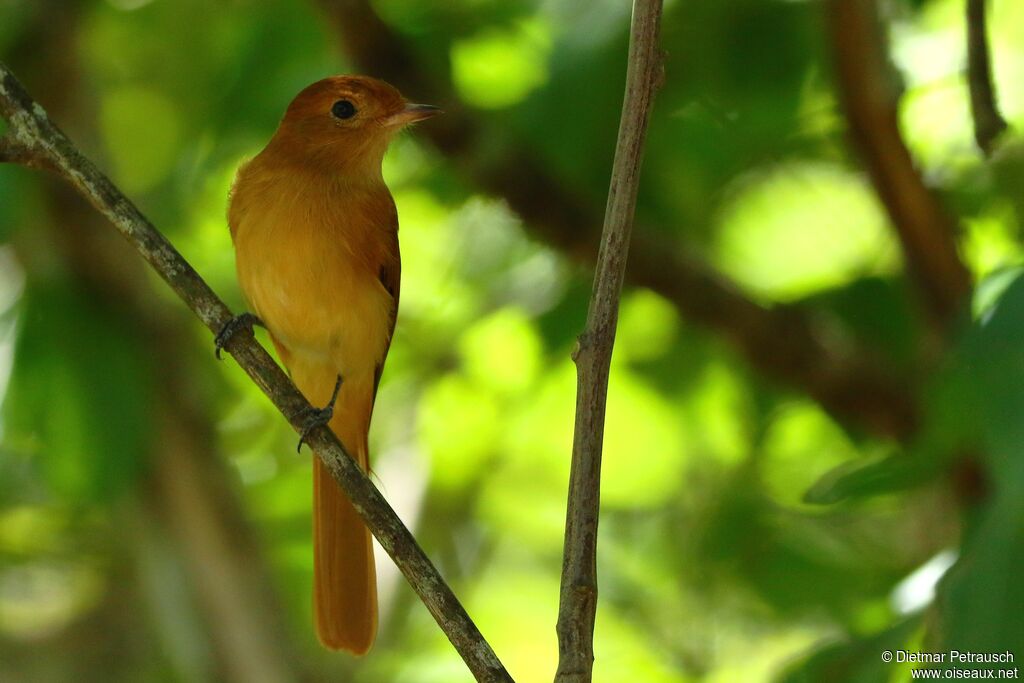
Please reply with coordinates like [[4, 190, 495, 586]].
[[267, 75, 440, 176]]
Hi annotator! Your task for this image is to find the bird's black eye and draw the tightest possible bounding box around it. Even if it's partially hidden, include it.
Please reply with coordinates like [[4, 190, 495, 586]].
[[331, 99, 356, 120]]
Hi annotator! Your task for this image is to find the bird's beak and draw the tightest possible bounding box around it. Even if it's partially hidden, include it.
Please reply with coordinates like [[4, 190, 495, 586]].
[[383, 103, 442, 127]]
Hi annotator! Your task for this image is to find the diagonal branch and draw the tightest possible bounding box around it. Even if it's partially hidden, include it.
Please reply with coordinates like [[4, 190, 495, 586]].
[[0, 62, 513, 683], [314, 0, 919, 441], [827, 0, 972, 328], [555, 2, 663, 682], [966, 0, 1008, 156]]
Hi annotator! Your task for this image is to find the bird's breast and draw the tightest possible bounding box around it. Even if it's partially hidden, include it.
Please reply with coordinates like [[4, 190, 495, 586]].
[[231, 177, 396, 378]]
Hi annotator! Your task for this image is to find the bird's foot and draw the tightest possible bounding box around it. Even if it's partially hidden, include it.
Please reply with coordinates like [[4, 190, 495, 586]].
[[214, 312, 264, 359], [296, 375, 343, 453]]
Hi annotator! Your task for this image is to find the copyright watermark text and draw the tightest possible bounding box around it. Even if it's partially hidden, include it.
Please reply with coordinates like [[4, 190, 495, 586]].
[[880, 650, 1019, 679]]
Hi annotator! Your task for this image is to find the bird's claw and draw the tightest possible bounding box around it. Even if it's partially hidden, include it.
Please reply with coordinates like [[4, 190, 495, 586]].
[[296, 406, 334, 452], [295, 375, 343, 452], [214, 312, 263, 359]]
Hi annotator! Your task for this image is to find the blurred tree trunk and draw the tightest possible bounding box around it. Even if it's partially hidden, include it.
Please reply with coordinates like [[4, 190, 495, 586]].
[[5, 2, 304, 681], [28, 132, 304, 683], [826, 0, 971, 330], [42, 88, 305, 683]]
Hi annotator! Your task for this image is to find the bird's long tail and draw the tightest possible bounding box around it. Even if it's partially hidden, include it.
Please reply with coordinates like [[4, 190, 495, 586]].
[[311, 376, 377, 653]]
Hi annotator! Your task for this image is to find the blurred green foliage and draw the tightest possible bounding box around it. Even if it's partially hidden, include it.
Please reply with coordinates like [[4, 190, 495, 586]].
[[0, 0, 1023, 681], [4, 279, 154, 502]]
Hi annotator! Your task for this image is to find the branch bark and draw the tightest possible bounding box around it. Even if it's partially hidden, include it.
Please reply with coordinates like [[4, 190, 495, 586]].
[[827, 0, 972, 328], [966, 0, 1008, 156], [555, 3, 663, 682], [314, 0, 919, 441], [0, 62, 512, 683]]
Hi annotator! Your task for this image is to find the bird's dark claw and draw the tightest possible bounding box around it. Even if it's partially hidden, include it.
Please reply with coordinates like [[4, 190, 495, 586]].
[[214, 312, 264, 359], [296, 375, 343, 452]]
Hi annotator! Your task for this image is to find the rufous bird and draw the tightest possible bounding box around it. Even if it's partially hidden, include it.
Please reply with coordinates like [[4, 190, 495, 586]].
[[223, 76, 439, 653]]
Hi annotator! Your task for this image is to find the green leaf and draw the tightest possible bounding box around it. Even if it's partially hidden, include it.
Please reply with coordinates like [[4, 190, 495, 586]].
[[777, 616, 921, 683], [802, 451, 940, 505]]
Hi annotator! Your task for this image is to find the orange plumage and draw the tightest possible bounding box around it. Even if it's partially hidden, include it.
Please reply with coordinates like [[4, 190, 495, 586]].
[[228, 76, 438, 653]]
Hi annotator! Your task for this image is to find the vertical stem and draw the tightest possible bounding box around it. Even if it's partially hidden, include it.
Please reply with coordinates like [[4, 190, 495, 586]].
[[554, 2, 663, 682]]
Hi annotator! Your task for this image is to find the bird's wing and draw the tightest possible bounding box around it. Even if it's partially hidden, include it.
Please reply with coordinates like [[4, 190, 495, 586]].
[[372, 215, 400, 409]]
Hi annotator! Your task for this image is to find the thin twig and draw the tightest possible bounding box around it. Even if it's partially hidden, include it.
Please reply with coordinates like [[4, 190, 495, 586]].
[[827, 0, 972, 329], [0, 61, 512, 683], [966, 0, 1008, 156], [315, 0, 919, 441], [554, 2, 663, 682]]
